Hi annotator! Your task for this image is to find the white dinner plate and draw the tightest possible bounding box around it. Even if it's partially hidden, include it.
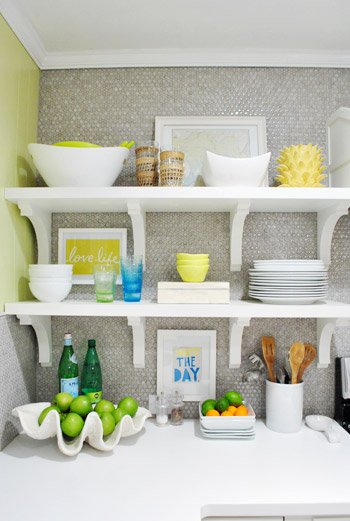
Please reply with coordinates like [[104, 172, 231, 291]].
[[250, 296, 326, 304], [249, 289, 328, 295], [249, 281, 328, 287], [200, 424, 255, 435]]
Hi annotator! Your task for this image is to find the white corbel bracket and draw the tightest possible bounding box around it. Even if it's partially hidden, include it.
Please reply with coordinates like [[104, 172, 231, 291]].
[[17, 315, 52, 367], [127, 316, 145, 368], [317, 203, 349, 269], [127, 201, 146, 270], [230, 201, 250, 271], [18, 202, 52, 264], [229, 317, 251, 368], [316, 317, 350, 368]]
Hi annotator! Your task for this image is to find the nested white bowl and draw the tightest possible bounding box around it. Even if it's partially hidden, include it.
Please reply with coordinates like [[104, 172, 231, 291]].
[[12, 402, 151, 457], [29, 264, 73, 278], [30, 276, 72, 283], [202, 151, 271, 187], [29, 281, 72, 302], [28, 143, 130, 187]]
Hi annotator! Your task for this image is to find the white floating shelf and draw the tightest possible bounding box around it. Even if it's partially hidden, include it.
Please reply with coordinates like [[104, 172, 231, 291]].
[[5, 299, 350, 369], [6, 186, 350, 270]]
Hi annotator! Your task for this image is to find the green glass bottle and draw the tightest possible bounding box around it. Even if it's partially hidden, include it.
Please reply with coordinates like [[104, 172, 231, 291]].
[[58, 333, 79, 397], [81, 339, 102, 404]]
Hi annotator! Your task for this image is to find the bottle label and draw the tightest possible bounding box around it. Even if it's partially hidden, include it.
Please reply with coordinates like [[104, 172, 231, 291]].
[[84, 391, 102, 404], [60, 377, 79, 397]]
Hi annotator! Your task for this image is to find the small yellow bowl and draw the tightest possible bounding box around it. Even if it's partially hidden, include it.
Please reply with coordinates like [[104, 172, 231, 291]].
[[177, 264, 209, 282], [176, 253, 209, 260], [177, 259, 209, 266]]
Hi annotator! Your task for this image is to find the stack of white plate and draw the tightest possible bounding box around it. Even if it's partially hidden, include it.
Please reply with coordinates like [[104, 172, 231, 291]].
[[199, 403, 256, 440], [248, 260, 328, 305]]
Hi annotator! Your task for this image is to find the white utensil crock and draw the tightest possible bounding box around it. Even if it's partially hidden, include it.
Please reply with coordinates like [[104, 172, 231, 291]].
[[266, 379, 304, 433]]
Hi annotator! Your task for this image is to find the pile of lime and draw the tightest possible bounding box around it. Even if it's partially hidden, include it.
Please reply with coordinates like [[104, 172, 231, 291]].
[[38, 393, 138, 438], [201, 391, 247, 417]]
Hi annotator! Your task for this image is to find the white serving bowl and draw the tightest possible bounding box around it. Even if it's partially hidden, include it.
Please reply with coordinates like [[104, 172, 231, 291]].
[[30, 277, 72, 283], [29, 264, 73, 278], [28, 143, 130, 187], [202, 151, 271, 187], [29, 281, 72, 302]]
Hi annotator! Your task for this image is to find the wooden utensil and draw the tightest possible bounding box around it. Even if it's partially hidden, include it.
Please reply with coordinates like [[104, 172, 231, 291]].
[[261, 337, 276, 382], [289, 342, 305, 384], [297, 343, 316, 383]]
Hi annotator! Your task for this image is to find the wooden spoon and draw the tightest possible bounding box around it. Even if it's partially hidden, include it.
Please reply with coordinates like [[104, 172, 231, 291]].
[[289, 342, 305, 384], [261, 337, 276, 382], [297, 343, 316, 383]]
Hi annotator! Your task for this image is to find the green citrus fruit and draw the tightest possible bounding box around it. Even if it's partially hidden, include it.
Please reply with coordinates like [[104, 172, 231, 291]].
[[225, 391, 243, 406], [61, 412, 84, 437], [99, 412, 116, 436], [38, 405, 61, 425], [69, 395, 93, 418], [118, 396, 138, 417], [94, 399, 115, 415], [201, 399, 216, 416], [112, 407, 127, 425], [215, 397, 230, 413], [51, 392, 74, 412]]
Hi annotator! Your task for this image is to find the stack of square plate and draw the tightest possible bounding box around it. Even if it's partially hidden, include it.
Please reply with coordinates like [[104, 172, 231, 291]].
[[199, 403, 256, 440], [248, 260, 328, 305]]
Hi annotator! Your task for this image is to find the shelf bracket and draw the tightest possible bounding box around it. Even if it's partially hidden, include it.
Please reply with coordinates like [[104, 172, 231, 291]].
[[229, 317, 251, 368], [317, 203, 349, 269], [316, 317, 350, 368], [127, 201, 146, 270], [18, 202, 52, 264], [127, 316, 145, 368], [230, 201, 250, 271], [17, 315, 52, 367]]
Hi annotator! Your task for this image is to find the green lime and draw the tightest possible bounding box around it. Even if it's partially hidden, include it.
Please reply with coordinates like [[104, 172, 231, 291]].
[[201, 399, 216, 416], [118, 396, 138, 418], [112, 407, 127, 425], [215, 397, 229, 413], [38, 405, 61, 425], [225, 391, 243, 406]]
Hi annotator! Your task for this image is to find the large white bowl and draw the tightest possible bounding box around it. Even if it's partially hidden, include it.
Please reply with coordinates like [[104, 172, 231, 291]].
[[30, 277, 72, 283], [29, 281, 72, 302], [202, 151, 271, 187], [28, 143, 130, 187], [29, 264, 73, 278]]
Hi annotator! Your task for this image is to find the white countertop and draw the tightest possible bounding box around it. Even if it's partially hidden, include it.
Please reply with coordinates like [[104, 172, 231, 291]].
[[1, 419, 350, 521]]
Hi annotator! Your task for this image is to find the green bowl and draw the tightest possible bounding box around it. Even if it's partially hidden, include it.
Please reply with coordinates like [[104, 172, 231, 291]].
[[53, 141, 101, 148], [177, 264, 209, 283]]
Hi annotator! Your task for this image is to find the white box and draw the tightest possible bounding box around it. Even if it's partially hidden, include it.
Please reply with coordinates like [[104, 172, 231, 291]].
[[157, 281, 230, 304], [327, 107, 350, 171]]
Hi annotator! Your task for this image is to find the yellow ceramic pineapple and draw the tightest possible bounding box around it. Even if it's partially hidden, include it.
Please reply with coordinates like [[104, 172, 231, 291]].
[[275, 143, 327, 187]]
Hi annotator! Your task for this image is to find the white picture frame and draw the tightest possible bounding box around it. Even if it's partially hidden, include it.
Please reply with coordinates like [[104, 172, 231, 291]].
[[157, 329, 216, 402], [155, 115, 268, 186], [58, 228, 127, 284]]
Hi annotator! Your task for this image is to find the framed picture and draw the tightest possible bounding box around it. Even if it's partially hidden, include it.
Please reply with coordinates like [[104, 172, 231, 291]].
[[157, 329, 216, 402], [58, 228, 127, 284], [155, 115, 267, 186]]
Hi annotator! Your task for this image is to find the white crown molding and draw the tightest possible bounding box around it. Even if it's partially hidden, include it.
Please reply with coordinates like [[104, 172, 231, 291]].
[[1, 0, 350, 70], [0, 0, 45, 67]]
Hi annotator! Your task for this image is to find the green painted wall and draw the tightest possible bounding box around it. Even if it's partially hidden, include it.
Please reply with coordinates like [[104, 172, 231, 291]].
[[0, 15, 40, 310]]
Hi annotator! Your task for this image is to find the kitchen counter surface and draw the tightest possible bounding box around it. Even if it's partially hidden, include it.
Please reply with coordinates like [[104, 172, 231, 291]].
[[1, 419, 350, 521]]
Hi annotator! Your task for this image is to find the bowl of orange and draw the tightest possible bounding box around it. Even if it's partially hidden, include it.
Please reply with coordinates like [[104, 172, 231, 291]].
[[199, 392, 256, 430]]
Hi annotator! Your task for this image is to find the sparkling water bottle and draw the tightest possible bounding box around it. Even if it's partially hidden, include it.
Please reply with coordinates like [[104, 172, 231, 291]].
[[81, 339, 102, 404], [58, 333, 79, 397]]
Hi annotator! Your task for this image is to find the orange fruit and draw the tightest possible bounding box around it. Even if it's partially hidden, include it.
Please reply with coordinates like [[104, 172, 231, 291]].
[[227, 405, 237, 414], [206, 409, 220, 416], [235, 405, 248, 416], [221, 410, 234, 416]]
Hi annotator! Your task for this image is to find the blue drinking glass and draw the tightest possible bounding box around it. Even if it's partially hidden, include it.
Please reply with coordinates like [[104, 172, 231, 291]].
[[120, 255, 143, 302]]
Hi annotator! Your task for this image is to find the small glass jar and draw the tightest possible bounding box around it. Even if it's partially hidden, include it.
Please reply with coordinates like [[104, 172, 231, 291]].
[[170, 391, 183, 426], [156, 392, 169, 426]]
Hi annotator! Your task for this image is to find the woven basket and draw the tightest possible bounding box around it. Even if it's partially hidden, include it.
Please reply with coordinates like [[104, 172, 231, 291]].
[[136, 171, 159, 187], [160, 164, 184, 186], [135, 145, 159, 158], [160, 150, 185, 162], [136, 157, 158, 173]]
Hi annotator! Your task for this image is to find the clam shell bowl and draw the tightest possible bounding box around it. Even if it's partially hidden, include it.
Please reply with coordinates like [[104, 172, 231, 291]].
[[13, 402, 151, 457]]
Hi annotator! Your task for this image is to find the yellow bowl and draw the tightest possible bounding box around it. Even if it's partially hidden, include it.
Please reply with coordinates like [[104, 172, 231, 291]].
[[177, 264, 209, 282], [176, 253, 209, 260], [177, 259, 209, 266]]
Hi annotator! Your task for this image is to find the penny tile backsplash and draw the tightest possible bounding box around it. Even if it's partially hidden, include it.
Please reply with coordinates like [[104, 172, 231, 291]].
[[3, 66, 350, 448]]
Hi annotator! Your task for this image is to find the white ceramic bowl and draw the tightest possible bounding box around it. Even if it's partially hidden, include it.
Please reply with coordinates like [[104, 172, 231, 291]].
[[29, 281, 72, 302], [28, 143, 130, 187], [29, 264, 73, 278], [202, 151, 271, 187], [30, 277, 72, 283]]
